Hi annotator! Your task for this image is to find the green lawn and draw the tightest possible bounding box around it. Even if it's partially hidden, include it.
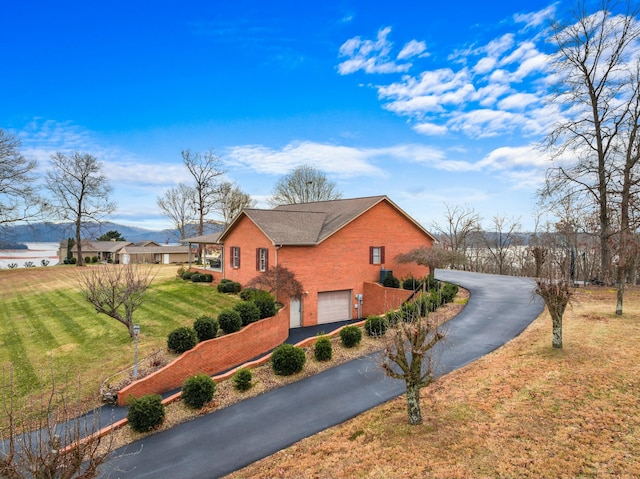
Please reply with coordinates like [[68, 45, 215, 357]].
[[0, 265, 239, 406]]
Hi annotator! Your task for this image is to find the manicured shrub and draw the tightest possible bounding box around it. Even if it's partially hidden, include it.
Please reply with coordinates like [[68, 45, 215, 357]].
[[239, 287, 261, 301], [385, 310, 400, 326], [401, 301, 422, 321], [84, 256, 91, 264], [191, 272, 202, 282], [202, 273, 213, 283], [339, 325, 362, 348], [218, 309, 243, 334], [382, 273, 400, 288], [364, 315, 389, 337], [167, 326, 198, 354], [182, 373, 215, 409], [314, 336, 333, 362], [182, 270, 193, 280], [217, 279, 241, 293], [271, 344, 306, 376], [441, 282, 459, 303], [91, 256, 99, 263], [233, 301, 261, 326], [233, 368, 253, 392], [193, 315, 218, 341], [254, 295, 277, 319], [402, 276, 424, 291], [127, 394, 165, 433]]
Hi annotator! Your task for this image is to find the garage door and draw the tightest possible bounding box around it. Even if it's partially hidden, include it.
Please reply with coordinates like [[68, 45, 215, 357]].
[[317, 290, 351, 324]]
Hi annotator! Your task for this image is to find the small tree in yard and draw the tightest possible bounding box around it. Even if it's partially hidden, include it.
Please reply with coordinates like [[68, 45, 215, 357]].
[[0, 365, 116, 478], [535, 279, 572, 349], [246, 265, 303, 300], [78, 264, 157, 338], [381, 311, 446, 425]]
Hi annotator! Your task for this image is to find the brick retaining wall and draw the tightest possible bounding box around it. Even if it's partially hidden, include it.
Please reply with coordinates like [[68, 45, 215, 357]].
[[117, 306, 289, 406]]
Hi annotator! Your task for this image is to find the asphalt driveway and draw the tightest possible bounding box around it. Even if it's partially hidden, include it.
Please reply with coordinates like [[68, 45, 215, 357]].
[[99, 270, 544, 479]]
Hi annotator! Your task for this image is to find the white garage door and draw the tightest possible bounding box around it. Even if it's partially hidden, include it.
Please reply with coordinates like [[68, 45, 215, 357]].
[[317, 290, 351, 324]]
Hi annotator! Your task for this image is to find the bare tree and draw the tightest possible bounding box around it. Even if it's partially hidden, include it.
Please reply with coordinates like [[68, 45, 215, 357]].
[[78, 264, 157, 338], [535, 279, 573, 349], [0, 365, 115, 479], [45, 152, 115, 267], [268, 165, 342, 206], [381, 311, 446, 425], [181, 149, 224, 237], [482, 215, 522, 275], [543, 0, 640, 286], [215, 181, 256, 226], [431, 203, 481, 269], [246, 265, 304, 300], [157, 183, 197, 240], [0, 129, 42, 231], [395, 244, 463, 279]]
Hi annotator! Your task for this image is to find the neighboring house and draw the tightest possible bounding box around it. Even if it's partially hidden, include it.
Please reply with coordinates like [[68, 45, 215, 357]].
[[213, 195, 434, 327], [118, 243, 195, 264], [58, 239, 194, 264], [60, 240, 133, 263]]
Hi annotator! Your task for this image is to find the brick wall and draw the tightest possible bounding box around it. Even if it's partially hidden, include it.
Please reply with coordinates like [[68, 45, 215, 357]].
[[117, 306, 290, 406], [361, 282, 413, 317]]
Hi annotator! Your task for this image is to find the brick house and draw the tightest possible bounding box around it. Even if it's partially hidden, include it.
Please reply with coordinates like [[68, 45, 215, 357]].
[[216, 195, 434, 327]]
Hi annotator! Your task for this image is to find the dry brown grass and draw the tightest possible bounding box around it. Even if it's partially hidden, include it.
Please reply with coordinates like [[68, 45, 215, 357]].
[[228, 286, 640, 479]]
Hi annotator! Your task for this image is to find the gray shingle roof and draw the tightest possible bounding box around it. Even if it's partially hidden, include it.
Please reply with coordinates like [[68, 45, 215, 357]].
[[218, 195, 434, 246]]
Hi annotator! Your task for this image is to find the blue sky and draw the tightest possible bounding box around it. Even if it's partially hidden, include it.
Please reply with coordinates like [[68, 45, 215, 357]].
[[2, 1, 575, 231]]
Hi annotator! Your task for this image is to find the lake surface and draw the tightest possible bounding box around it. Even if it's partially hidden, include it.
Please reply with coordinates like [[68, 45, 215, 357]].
[[0, 242, 60, 269]]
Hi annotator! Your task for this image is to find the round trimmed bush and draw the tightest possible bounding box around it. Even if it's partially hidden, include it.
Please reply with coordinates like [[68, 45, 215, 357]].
[[254, 295, 277, 319], [182, 373, 215, 409], [339, 325, 362, 348], [127, 394, 165, 432], [382, 273, 400, 288], [364, 315, 389, 337], [217, 279, 241, 293], [233, 368, 253, 392], [191, 272, 202, 282], [271, 344, 306, 376], [233, 301, 261, 326], [314, 336, 332, 362], [218, 309, 243, 334], [182, 270, 193, 280], [193, 315, 218, 341], [167, 326, 198, 354]]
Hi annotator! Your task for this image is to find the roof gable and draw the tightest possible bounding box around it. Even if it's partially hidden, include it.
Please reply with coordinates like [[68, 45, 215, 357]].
[[218, 195, 434, 246]]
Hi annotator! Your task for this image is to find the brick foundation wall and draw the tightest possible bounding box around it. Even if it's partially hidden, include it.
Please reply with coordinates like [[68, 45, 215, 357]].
[[117, 306, 290, 406], [361, 282, 413, 317]]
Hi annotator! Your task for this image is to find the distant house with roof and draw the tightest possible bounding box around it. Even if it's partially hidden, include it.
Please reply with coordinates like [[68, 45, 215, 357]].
[[188, 196, 435, 327], [58, 240, 194, 264]]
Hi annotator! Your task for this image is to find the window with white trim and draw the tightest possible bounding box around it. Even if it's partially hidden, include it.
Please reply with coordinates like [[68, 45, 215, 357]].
[[369, 246, 385, 265], [230, 246, 241, 268], [256, 248, 269, 271]]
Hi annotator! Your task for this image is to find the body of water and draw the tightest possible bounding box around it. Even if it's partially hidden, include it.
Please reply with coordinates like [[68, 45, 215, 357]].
[[0, 242, 60, 269]]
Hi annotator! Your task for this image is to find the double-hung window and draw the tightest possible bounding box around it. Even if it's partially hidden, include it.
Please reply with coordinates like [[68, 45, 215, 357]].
[[369, 246, 385, 265], [256, 248, 269, 272], [230, 246, 241, 268]]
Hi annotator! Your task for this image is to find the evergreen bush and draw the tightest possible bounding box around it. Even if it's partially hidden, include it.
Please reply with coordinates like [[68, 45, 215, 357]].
[[314, 336, 333, 361], [182, 373, 215, 409], [364, 315, 389, 337], [254, 295, 277, 319], [217, 279, 241, 293], [191, 272, 202, 282], [271, 344, 306, 376], [218, 309, 243, 334], [127, 394, 165, 432], [233, 368, 253, 392], [382, 273, 400, 288], [233, 301, 261, 326], [339, 325, 362, 348], [193, 315, 218, 341], [182, 270, 193, 280], [167, 326, 198, 354]]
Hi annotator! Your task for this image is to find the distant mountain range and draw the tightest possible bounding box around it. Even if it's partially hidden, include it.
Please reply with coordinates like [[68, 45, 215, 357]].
[[1, 222, 224, 244]]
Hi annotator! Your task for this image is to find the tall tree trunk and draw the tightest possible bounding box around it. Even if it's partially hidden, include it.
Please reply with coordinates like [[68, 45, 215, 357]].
[[405, 383, 423, 425], [75, 218, 84, 267], [551, 312, 563, 349]]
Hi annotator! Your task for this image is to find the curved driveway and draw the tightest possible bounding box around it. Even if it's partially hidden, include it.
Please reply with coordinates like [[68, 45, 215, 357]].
[[100, 270, 544, 479]]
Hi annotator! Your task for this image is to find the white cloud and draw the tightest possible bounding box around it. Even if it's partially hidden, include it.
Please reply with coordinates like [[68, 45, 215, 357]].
[[397, 40, 427, 60], [413, 122, 448, 136], [337, 27, 425, 75]]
